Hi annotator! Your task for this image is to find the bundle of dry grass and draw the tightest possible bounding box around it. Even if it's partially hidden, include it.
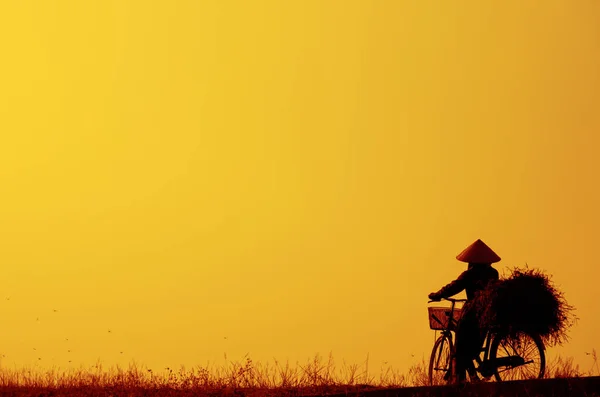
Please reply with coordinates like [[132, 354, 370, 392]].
[[473, 266, 577, 347]]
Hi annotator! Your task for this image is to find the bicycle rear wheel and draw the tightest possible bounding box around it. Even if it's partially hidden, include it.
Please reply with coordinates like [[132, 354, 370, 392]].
[[490, 331, 545, 381], [429, 334, 453, 385]]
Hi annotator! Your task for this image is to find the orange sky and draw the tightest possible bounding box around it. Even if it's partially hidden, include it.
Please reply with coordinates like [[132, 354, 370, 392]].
[[0, 1, 599, 375]]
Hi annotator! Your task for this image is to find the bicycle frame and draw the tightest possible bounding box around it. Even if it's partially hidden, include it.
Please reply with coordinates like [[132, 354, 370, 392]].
[[474, 331, 496, 377], [430, 298, 495, 378]]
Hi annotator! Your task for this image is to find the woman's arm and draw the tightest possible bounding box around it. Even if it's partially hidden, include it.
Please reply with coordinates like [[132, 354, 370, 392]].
[[430, 270, 470, 300]]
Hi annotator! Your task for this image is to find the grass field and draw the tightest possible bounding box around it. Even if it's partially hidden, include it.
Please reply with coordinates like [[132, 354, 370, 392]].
[[0, 350, 597, 396]]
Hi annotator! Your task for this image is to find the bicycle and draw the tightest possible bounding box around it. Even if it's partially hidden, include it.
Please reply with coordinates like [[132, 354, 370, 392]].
[[427, 297, 546, 385]]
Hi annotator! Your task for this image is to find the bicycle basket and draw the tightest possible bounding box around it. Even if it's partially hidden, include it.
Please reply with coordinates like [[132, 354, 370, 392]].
[[428, 306, 463, 330]]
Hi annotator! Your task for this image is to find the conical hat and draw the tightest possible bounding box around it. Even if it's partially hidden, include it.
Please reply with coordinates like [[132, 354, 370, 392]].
[[456, 239, 501, 264]]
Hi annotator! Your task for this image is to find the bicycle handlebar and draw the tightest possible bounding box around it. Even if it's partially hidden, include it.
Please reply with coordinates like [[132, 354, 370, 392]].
[[444, 297, 468, 302], [428, 297, 468, 303]]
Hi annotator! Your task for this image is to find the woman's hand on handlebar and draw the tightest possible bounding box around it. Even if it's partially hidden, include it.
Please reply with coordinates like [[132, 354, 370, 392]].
[[428, 292, 441, 301]]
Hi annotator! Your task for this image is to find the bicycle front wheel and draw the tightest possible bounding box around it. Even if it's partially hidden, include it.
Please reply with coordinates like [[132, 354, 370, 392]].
[[490, 331, 545, 381], [429, 334, 453, 386]]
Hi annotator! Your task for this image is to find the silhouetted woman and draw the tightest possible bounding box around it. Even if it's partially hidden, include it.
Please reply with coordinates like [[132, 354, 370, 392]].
[[428, 239, 500, 383]]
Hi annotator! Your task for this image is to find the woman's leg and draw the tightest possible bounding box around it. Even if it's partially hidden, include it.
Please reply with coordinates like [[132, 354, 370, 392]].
[[455, 310, 479, 383]]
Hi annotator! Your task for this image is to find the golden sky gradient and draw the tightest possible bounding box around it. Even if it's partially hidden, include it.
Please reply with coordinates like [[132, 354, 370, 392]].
[[1, 1, 599, 374]]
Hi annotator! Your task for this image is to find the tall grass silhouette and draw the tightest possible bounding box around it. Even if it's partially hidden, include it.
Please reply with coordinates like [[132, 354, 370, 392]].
[[0, 351, 596, 396]]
